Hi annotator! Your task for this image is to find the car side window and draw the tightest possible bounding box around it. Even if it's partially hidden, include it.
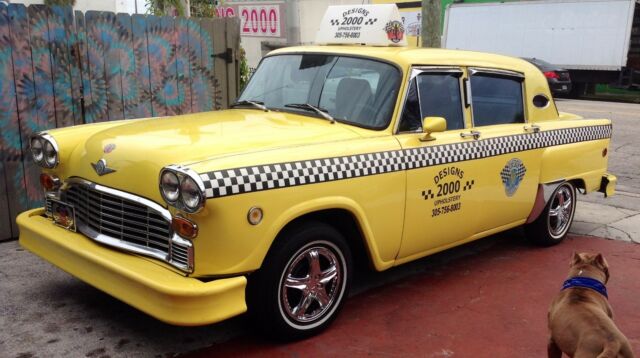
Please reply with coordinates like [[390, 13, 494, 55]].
[[470, 73, 525, 126], [398, 78, 421, 132], [398, 72, 465, 132]]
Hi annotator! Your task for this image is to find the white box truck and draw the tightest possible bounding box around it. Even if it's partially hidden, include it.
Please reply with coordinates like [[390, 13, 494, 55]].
[[443, 0, 640, 94]]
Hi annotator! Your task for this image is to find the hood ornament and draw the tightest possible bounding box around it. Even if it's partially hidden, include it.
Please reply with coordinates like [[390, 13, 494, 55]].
[[91, 159, 116, 176]]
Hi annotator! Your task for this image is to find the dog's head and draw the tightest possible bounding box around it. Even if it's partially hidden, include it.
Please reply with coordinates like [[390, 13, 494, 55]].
[[569, 252, 610, 283]]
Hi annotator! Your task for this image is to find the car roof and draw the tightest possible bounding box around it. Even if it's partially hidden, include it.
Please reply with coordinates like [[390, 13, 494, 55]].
[[270, 45, 539, 75]]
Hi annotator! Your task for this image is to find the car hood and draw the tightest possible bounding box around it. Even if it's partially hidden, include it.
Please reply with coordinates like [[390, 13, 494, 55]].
[[60, 109, 362, 201]]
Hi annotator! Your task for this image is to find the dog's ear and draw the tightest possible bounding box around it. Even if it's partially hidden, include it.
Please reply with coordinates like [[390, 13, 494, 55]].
[[571, 251, 582, 266], [594, 253, 608, 268], [593, 253, 610, 283]]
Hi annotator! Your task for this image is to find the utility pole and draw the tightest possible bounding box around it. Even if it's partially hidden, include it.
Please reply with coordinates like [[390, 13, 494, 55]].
[[421, 0, 441, 48]]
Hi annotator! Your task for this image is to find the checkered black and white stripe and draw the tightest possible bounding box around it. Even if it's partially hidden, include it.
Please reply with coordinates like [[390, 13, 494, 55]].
[[199, 124, 612, 199]]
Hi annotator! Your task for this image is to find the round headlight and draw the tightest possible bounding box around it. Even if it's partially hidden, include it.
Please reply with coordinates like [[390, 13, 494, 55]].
[[30, 137, 44, 163], [160, 171, 180, 203], [180, 176, 202, 211], [43, 140, 58, 167]]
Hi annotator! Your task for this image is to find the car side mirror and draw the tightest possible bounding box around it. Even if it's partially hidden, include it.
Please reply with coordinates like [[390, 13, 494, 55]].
[[421, 116, 447, 142]]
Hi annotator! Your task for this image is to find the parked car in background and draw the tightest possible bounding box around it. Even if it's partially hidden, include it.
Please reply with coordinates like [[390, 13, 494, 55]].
[[522, 57, 572, 96], [443, 0, 640, 93]]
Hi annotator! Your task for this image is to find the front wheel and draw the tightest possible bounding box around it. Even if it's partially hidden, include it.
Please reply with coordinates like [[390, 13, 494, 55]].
[[525, 182, 577, 246], [247, 222, 352, 340]]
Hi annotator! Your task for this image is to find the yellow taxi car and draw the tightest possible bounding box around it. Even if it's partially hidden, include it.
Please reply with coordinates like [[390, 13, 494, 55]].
[[18, 4, 616, 339]]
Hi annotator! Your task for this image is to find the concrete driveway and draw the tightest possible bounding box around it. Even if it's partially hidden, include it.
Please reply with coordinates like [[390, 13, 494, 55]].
[[556, 99, 640, 242]]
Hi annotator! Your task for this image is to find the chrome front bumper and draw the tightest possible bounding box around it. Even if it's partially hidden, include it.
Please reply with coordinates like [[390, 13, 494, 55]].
[[18, 209, 247, 326]]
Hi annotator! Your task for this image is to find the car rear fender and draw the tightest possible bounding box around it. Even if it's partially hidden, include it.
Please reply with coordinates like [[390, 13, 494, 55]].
[[526, 181, 564, 224]]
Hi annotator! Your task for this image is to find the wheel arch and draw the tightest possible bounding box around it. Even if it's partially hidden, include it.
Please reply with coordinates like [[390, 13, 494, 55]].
[[526, 179, 581, 224], [259, 198, 393, 274]]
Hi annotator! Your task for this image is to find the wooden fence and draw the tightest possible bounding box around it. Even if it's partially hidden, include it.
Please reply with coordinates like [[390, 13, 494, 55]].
[[0, 4, 241, 240]]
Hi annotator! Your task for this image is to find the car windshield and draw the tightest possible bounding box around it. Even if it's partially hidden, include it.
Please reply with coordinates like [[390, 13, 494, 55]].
[[238, 54, 401, 129]]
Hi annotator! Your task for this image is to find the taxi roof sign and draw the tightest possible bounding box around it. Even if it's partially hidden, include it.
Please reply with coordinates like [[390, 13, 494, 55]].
[[315, 4, 408, 47]]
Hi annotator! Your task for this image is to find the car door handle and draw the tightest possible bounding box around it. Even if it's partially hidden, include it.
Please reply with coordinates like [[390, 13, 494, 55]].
[[460, 130, 481, 140], [524, 124, 541, 133]]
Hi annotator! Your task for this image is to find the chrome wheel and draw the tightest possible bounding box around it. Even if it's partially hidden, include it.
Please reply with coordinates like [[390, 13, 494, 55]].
[[279, 241, 345, 327], [547, 184, 575, 239], [247, 223, 351, 338]]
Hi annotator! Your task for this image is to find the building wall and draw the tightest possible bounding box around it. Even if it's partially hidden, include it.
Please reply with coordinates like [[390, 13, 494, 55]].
[[372, 0, 509, 46], [228, 0, 369, 69]]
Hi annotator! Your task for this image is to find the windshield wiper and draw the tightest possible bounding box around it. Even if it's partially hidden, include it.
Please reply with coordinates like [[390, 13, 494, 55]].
[[230, 100, 268, 111], [284, 103, 335, 124]]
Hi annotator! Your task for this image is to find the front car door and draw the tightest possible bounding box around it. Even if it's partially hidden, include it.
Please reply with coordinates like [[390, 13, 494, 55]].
[[395, 67, 478, 261]]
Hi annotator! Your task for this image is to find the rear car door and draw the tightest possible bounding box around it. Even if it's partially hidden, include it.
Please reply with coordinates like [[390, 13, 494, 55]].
[[463, 68, 541, 235]]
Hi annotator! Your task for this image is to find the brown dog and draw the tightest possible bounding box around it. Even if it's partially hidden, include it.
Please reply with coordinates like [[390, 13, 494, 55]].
[[548, 252, 634, 358]]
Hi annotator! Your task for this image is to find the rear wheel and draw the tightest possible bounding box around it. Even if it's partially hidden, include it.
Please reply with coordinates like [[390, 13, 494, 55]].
[[247, 222, 352, 340], [525, 182, 576, 246]]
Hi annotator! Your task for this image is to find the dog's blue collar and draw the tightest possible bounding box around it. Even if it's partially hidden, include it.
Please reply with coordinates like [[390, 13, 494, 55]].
[[562, 277, 608, 298]]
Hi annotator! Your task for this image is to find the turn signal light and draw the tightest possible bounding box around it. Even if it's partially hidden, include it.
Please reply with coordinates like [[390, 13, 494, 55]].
[[40, 173, 61, 191], [603, 148, 608, 157], [172, 216, 198, 239]]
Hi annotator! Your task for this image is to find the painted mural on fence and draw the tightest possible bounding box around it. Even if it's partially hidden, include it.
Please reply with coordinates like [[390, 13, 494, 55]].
[[0, 4, 220, 239], [82, 10, 219, 122]]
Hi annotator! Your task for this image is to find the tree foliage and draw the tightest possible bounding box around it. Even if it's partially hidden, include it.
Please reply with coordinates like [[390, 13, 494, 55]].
[[44, 0, 77, 6], [239, 47, 251, 90], [190, 0, 217, 18], [146, 0, 185, 17]]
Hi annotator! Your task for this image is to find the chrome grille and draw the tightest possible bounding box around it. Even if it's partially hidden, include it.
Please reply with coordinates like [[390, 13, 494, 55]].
[[45, 194, 54, 217], [171, 242, 192, 267], [51, 179, 193, 272], [65, 185, 171, 251]]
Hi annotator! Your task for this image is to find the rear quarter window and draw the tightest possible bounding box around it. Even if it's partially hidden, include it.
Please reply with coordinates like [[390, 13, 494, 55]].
[[470, 73, 525, 126]]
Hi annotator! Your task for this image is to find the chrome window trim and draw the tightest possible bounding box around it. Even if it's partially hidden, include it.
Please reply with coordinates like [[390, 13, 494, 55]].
[[58, 178, 194, 273], [468, 68, 528, 127], [468, 67, 525, 78], [464, 77, 472, 108], [395, 66, 466, 134], [409, 66, 463, 80]]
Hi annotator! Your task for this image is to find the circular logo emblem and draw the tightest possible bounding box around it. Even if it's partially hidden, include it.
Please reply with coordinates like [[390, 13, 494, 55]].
[[384, 20, 405, 43], [500, 158, 527, 197], [103, 143, 116, 154]]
